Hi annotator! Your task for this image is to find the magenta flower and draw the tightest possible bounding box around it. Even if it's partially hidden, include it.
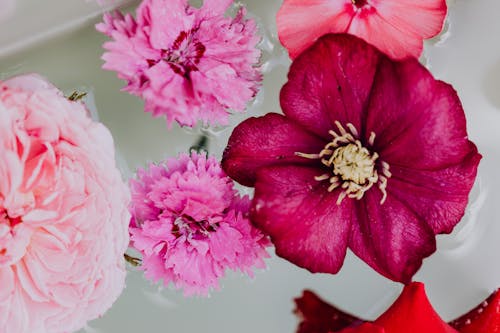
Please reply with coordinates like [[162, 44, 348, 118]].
[[277, 0, 447, 60], [222, 34, 481, 283], [129, 152, 270, 296], [97, 0, 262, 127]]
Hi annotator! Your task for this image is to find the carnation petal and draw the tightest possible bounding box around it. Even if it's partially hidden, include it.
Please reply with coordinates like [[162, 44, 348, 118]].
[[222, 113, 325, 186], [374, 282, 458, 333], [147, 0, 192, 50], [349, 191, 436, 283], [280, 34, 380, 139], [252, 165, 352, 274]]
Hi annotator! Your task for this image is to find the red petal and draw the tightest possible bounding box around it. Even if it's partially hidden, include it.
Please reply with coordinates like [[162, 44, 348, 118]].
[[294, 290, 362, 333], [337, 323, 386, 333], [387, 159, 480, 234], [374, 282, 458, 333], [449, 289, 500, 333], [280, 34, 380, 139], [251, 165, 352, 274], [222, 113, 325, 187], [349, 191, 436, 283], [364, 56, 480, 171]]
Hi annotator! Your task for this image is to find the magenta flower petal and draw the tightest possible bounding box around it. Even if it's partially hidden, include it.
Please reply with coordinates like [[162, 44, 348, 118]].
[[388, 164, 480, 235], [365, 58, 478, 170], [222, 34, 481, 283], [280, 34, 380, 139], [349, 191, 436, 283], [252, 165, 352, 273], [222, 113, 325, 186]]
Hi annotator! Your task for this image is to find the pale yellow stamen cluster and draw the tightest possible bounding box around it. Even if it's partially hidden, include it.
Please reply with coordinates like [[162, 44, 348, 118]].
[[296, 121, 391, 204]]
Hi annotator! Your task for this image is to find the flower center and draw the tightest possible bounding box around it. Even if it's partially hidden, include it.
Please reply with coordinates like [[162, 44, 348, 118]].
[[351, 0, 368, 8], [172, 214, 217, 240], [146, 29, 206, 77], [165, 30, 206, 77], [296, 121, 391, 204], [0, 210, 22, 229], [327, 142, 377, 184]]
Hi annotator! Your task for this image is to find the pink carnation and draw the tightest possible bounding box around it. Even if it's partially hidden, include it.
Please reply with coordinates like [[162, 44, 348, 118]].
[[129, 152, 270, 296], [0, 74, 130, 332], [97, 0, 262, 127], [277, 0, 447, 60]]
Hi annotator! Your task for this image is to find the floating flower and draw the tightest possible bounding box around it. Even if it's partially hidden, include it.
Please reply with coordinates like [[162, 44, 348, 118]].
[[0, 74, 130, 333], [294, 290, 360, 333], [295, 283, 500, 333], [129, 152, 270, 296], [97, 0, 262, 127], [276, 0, 447, 60], [222, 34, 481, 283]]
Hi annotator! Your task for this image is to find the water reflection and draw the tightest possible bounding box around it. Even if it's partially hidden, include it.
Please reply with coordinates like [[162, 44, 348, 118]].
[[482, 59, 500, 111]]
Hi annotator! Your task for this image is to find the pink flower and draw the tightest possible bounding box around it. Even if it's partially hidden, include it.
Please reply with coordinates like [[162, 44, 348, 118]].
[[0, 74, 130, 332], [129, 152, 270, 296], [277, 0, 447, 60], [222, 34, 481, 283], [97, 0, 262, 127]]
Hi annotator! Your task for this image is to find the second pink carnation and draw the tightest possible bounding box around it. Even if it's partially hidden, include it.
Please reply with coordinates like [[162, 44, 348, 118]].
[[97, 0, 262, 127]]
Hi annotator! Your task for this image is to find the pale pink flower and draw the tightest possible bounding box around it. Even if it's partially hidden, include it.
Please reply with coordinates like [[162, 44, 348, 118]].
[[0, 74, 130, 333], [97, 0, 262, 127], [277, 0, 447, 60], [129, 152, 270, 296]]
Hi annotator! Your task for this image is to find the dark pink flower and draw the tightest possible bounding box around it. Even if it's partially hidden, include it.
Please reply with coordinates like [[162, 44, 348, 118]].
[[277, 0, 447, 60], [129, 152, 270, 296], [97, 0, 262, 127], [222, 34, 480, 283]]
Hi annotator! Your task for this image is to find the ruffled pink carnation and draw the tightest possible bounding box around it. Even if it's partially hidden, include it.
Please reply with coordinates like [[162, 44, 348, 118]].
[[129, 152, 270, 296], [0, 74, 130, 333], [277, 0, 447, 60], [97, 0, 262, 127]]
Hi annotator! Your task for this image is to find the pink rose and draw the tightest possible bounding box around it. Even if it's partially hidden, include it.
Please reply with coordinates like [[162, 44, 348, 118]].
[[0, 74, 130, 333]]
